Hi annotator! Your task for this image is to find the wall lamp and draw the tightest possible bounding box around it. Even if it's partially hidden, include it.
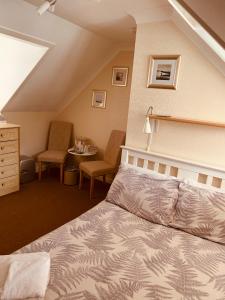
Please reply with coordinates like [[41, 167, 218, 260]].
[[38, 0, 57, 15], [143, 106, 154, 151]]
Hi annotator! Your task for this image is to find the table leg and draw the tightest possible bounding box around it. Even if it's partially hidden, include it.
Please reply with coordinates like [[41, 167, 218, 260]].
[[60, 163, 63, 184], [79, 170, 83, 190], [90, 176, 94, 199], [38, 162, 42, 181]]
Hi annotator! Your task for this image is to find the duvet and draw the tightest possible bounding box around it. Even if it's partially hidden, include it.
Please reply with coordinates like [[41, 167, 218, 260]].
[[17, 200, 225, 300]]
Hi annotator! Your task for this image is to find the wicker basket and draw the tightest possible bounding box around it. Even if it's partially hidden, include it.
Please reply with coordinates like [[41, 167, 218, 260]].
[[64, 169, 79, 185]]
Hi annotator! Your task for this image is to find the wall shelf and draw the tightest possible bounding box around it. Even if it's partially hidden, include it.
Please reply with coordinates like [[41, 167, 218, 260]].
[[149, 114, 225, 129]]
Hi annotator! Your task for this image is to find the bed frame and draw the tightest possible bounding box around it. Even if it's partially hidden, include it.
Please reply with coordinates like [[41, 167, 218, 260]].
[[121, 146, 225, 189]]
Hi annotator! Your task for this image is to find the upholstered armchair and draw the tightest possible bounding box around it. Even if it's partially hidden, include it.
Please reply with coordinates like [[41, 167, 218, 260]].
[[79, 130, 126, 199], [37, 121, 73, 183]]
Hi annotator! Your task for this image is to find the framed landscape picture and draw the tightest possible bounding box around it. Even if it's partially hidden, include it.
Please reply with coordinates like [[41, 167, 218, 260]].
[[92, 90, 107, 109], [112, 67, 129, 86], [147, 55, 180, 89]]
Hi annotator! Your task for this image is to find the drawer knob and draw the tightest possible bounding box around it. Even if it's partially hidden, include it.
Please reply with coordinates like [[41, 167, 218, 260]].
[[1, 183, 4, 187], [1, 159, 4, 163], [1, 171, 4, 174], [1, 146, 4, 150], [0, 134, 3, 138]]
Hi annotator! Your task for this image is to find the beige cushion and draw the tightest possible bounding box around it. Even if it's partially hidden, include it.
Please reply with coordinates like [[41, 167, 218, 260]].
[[37, 150, 67, 163], [48, 121, 73, 151], [79, 161, 115, 177]]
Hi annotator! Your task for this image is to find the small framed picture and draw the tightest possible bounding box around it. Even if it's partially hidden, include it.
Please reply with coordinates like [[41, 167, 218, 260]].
[[147, 55, 180, 89], [112, 67, 129, 86], [92, 90, 107, 109]]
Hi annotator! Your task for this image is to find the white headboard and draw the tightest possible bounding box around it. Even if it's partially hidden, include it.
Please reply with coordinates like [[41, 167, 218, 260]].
[[121, 146, 225, 189]]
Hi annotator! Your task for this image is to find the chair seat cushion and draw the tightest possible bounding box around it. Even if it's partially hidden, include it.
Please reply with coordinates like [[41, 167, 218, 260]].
[[79, 160, 115, 177], [37, 150, 67, 163]]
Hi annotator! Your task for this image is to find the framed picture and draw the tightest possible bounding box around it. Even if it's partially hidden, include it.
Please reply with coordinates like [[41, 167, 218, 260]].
[[112, 67, 129, 86], [92, 90, 107, 109], [147, 55, 181, 89]]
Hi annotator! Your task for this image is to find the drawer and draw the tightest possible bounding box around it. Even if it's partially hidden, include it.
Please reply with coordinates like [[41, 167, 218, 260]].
[[0, 152, 19, 167], [0, 175, 19, 196], [0, 164, 19, 179], [0, 141, 18, 155], [0, 128, 18, 142]]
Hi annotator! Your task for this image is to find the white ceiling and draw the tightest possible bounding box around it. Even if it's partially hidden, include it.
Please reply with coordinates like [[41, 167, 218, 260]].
[[1, 0, 121, 112], [25, 0, 170, 42]]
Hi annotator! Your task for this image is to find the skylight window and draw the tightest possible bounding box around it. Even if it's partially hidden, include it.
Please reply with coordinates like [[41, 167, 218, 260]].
[[168, 0, 225, 62], [0, 33, 48, 111]]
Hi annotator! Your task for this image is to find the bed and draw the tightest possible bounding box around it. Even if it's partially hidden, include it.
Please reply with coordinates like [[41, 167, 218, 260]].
[[17, 146, 225, 299]]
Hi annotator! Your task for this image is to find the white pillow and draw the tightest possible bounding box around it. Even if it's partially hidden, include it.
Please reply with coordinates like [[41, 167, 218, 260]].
[[121, 163, 178, 180], [183, 178, 225, 193], [107, 164, 180, 225]]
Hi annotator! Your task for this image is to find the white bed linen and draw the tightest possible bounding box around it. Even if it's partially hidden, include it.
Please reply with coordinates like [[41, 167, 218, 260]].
[[0, 252, 50, 300]]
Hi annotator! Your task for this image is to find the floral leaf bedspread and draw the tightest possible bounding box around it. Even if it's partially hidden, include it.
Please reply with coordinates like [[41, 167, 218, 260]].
[[17, 201, 225, 300]]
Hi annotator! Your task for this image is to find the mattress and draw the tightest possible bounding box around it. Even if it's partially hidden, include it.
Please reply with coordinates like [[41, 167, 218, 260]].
[[17, 200, 225, 299]]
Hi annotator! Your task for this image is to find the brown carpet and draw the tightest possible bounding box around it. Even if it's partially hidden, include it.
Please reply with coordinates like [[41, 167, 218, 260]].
[[0, 174, 110, 254]]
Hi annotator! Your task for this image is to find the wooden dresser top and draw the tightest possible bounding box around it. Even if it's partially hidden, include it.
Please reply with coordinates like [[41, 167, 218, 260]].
[[0, 123, 20, 129]]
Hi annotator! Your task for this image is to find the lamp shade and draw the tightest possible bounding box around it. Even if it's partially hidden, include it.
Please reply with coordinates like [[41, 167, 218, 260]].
[[48, 4, 56, 12], [38, 1, 51, 15], [143, 117, 152, 134]]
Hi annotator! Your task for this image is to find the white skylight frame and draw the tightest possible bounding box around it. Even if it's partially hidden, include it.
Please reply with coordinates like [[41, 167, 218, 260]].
[[168, 0, 225, 62], [0, 31, 49, 111]]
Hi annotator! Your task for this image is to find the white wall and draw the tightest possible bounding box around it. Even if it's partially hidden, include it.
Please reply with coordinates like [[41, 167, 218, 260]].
[[57, 51, 134, 158], [4, 111, 56, 156], [126, 21, 225, 168]]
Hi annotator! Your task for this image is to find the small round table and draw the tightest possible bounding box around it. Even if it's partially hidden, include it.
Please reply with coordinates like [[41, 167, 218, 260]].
[[68, 148, 97, 157], [67, 147, 97, 167]]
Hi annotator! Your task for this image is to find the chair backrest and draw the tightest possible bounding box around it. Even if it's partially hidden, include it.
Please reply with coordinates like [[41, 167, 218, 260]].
[[104, 130, 126, 167], [48, 121, 73, 151]]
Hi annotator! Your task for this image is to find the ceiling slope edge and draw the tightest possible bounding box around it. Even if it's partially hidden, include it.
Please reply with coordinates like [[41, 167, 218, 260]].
[[171, 12, 225, 77], [127, 4, 172, 25], [176, 0, 225, 49], [129, 0, 225, 77]]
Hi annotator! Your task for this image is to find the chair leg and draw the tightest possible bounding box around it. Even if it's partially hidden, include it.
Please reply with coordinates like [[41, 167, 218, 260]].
[[90, 177, 94, 200], [103, 175, 106, 184], [79, 170, 83, 190], [60, 163, 63, 184], [47, 164, 50, 177], [38, 162, 42, 181]]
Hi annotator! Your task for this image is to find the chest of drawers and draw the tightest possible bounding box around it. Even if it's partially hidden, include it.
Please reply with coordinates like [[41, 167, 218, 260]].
[[0, 124, 20, 196]]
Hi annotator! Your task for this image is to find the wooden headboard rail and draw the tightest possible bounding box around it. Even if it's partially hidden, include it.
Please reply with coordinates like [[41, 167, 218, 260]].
[[121, 146, 225, 189]]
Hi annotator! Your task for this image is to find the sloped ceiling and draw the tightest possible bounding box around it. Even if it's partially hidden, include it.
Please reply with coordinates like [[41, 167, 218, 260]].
[[0, 0, 223, 113], [0, 0, 124, 112], [169, 0, 225, 76], [180, 0, 225, 45], [0, 0, 171, 112], [171, 12, 225, 77]]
